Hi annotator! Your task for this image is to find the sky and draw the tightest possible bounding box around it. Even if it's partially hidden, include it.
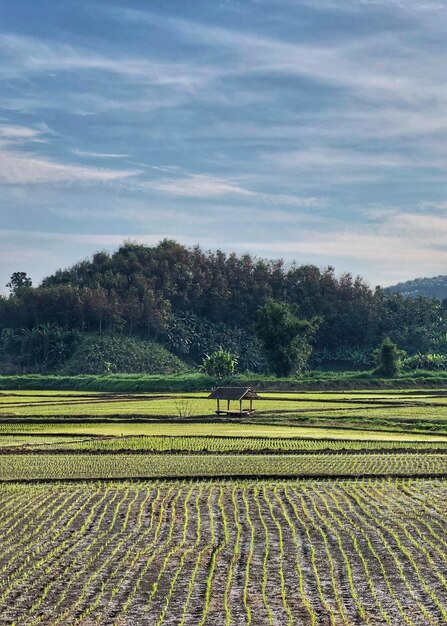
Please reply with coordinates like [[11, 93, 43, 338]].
[[1, 0, 447, 291]]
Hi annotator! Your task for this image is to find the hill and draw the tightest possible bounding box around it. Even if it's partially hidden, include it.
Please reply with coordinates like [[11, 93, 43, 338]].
[[2, 239, 447, 374], [389, 275, 447, 299]]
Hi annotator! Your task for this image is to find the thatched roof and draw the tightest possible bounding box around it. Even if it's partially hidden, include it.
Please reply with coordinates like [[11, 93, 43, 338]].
[[208, 387, 260, 401]]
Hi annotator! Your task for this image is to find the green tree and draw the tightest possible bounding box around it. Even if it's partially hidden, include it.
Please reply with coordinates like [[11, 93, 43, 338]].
[[6, 272, 32, 294], [254, 299, 320, 377], [200, 346, 237, 378], [374, 337, 405, 377]]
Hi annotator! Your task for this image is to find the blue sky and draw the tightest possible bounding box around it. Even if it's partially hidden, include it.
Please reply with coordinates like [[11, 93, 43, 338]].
[[1, 0, 447, 291]]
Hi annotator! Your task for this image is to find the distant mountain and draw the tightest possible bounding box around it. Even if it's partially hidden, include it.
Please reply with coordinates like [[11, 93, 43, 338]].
[[389, 275, 447, 299]]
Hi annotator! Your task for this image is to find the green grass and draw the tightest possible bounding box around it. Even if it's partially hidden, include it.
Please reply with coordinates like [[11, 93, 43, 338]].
[[3, 369, 447, 393]]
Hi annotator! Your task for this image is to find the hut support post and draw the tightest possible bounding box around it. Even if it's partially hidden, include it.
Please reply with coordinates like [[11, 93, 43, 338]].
[[240, 399, 242, 414], [250, 398, 253, 412], [227, 400, 230, 411], [217, 399, 220, 414]]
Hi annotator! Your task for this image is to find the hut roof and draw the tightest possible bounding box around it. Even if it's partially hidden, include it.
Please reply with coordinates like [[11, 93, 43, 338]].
[[208, 387, 260, 401]]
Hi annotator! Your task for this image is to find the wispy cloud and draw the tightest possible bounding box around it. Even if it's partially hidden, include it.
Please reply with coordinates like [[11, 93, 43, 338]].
[[268, 147, 418, 170], [231, 208, 447, 283], [4, 207, 446, 285], [106, 5, 447, 181], [149, 174, 252, 198], [0, 33, 218, 91], [147, 173, 324, 207], [71, 149, 129, 159], [0, 150, 139, 185], [0, 124, 47, 148], [115, 8, 447, 103], [0, 229, 165, 247]]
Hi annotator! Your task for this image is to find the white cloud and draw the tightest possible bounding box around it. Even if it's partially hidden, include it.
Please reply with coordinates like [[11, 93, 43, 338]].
[[117, 10, 447, 105], [0, 124, 41, 140], [269, 147, 412, 170], [0, 229, 193, 248], [228, 209, 447, 284], [0, 34, 218, 91], [147, 173, 325, 206], [357, 0, 446, 11], [71, 149, 129, 159], [0, 150, 139, 185], [263, 146, 447, 180], [148, 174, 256, 198], [105, 6, 447, 176], [2, 205, 447, 286], [291, 0, 446, 11], [0, 124, 48, 148]]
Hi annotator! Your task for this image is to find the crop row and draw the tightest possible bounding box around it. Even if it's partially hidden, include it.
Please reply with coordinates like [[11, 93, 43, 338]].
[[3, 452, 447, 480], [4, 434, 447, 454], [1, 478, 447, 624]]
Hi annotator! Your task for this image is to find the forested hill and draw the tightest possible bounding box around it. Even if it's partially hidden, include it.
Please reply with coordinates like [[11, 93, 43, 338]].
[[2, 239, 447, 374], [389, 276, 447, 300]]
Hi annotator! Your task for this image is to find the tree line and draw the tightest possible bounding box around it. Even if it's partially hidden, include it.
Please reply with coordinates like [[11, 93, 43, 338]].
[[1, 239, 447, 373]]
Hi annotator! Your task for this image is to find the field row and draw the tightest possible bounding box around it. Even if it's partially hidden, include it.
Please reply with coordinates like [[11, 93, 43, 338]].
[[2, 452, 447, 480], [1, 421, 445, 442], [3, 434, 447, 454], [1, 478, 447, 624]]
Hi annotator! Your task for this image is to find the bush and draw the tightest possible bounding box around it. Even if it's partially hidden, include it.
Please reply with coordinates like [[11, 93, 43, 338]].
[[200, 347, 237, 378], [403, 352, 447, 371], [374, 337, 405, 378], [60, 334, 188, 375]]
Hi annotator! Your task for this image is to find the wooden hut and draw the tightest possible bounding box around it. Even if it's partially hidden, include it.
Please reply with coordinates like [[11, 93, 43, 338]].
[[208, 387, 260, 416]]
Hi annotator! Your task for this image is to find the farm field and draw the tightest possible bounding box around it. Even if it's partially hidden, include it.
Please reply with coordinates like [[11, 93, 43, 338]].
[[3, 389, 447, 437], [2, 478, 447, 625], [2, 389, 447, 480], [3, 388, 447, 623]]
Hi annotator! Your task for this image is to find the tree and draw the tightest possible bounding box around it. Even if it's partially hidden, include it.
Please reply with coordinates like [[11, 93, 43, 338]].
[[200, 347, 237, 378], [254, 299, 320, 377], [374, 337, 405, 377], [6, 272, 32, 294]]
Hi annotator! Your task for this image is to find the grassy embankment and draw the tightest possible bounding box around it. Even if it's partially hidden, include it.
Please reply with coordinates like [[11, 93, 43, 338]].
[[2, 369, 447, 392]]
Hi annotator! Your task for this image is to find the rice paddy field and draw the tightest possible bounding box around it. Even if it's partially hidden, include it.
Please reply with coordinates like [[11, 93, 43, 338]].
[[2, 478, 447, 625], [3, 389, 447, 433], [3, 388, 447, 624]]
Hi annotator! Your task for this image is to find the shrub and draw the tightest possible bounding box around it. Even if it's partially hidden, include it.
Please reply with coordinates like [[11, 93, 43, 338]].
[[403, 352, 447, 371], [374, 337, 405, 377], [200, 347, 238, 378], [60, 334, 188, 375]]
